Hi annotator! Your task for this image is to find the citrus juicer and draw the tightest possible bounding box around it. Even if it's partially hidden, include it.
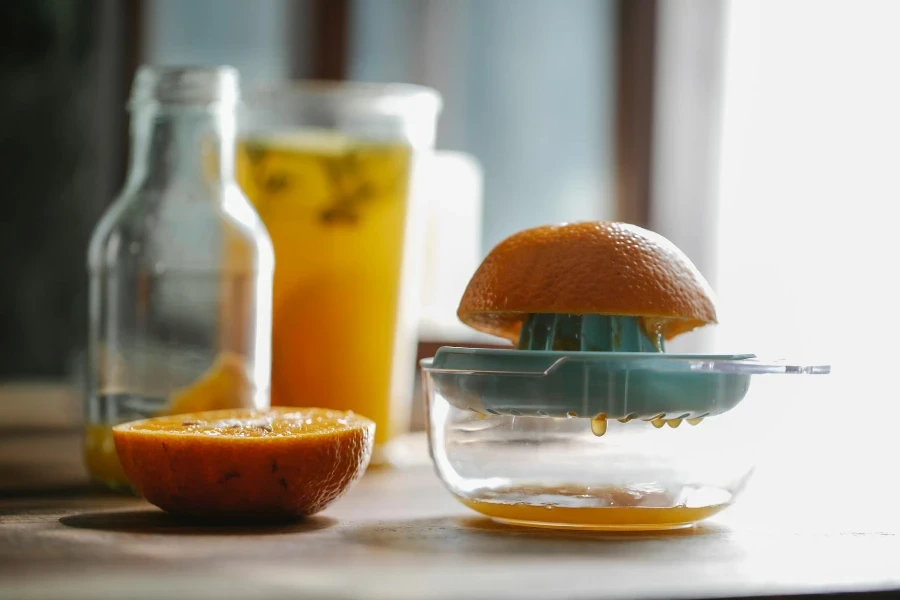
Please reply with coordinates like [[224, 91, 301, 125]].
[[422, 315, 831, 531], [420, 221, 832, 531], [425, 314, 829, 434]]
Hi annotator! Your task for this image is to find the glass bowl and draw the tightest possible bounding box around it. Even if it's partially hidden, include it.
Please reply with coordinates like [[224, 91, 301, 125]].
[[421, 348, 830, 531]]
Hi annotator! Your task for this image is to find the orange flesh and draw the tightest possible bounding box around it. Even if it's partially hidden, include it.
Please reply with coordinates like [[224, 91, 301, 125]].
[[456, 485, 733, 531], [128, 409, 367, 437]]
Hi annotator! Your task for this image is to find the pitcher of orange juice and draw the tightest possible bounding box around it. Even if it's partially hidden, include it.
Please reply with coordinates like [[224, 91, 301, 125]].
[[236, 82, 441, 464]]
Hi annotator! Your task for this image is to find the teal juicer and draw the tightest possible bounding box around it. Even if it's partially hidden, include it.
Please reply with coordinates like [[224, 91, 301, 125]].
[[420, 222, 831, 531], [425, 314, 828, 428]]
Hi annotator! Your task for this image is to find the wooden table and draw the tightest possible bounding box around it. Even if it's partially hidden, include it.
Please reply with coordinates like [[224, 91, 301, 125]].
[[2, 433, 900, 600], [2, 382, 899, 599]]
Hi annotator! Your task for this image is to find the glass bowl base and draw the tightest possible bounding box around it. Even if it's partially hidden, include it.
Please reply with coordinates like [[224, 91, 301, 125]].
[[490, 516, 697, 532]]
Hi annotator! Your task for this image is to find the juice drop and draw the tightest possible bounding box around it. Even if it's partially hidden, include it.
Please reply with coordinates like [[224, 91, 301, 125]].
[[590, 414, 608, 437]]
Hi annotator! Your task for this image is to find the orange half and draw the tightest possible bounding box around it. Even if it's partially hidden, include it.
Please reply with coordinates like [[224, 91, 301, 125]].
[[457, 221, 718, 343], [113, 407, 375, 522]]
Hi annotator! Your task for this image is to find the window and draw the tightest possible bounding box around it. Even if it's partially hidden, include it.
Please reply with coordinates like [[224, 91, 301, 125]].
[[349, 0, 617, 254], [708, 0, 900, 491], [144, 0, 290, 85]]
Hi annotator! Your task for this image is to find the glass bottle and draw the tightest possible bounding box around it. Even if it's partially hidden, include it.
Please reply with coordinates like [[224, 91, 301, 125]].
[[84, 66, 274, 490]]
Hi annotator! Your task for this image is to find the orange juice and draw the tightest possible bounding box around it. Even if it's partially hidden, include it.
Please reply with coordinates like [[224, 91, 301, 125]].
[[457, 485, 733, 530], [83, 423, 131, 490], [235, 133, 415, 449]]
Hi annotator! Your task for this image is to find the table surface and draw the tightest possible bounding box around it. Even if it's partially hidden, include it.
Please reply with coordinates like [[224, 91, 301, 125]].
[[2, 430, 900, 600]]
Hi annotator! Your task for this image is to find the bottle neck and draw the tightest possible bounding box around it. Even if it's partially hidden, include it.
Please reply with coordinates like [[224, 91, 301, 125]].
[[124, 103, 236, 192]]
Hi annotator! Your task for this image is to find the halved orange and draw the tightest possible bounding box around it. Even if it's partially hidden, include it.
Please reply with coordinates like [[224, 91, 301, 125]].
[[163, 352, 251, 415], [457, 221, 718, 343], [113, 407, 375, 522]]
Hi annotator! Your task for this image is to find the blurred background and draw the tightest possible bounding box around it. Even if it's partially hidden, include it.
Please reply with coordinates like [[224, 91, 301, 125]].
[[2, 0, 897, 491]]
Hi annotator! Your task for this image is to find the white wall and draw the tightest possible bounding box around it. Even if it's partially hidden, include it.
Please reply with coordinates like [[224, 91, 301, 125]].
[[650, 0, 729, 353], [713, 0, 900, 491]]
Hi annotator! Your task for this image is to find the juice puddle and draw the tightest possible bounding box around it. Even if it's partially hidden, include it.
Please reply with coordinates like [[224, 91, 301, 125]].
[[456, 486, 733, 531]]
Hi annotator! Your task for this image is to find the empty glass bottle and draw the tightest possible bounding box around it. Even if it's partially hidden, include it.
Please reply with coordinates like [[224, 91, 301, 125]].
[[84, 66, 274, 490]]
